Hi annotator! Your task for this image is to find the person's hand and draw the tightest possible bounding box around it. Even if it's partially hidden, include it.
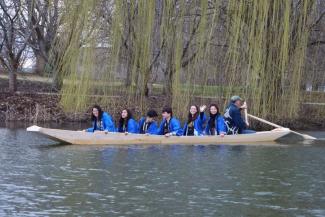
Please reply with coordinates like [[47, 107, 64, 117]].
[[145, 133, 150, 136], [125, 132, 128, 135], [241, 101, 247, 109], [200, 105, 207, 112], [82, 129, 86, 132], [104, 130, 108, 134], [165, 133, 171, 137], [220, 133, 225, 138]]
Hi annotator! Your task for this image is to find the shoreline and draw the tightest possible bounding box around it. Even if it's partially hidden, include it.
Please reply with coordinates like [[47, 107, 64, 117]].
[[1, 76, 325, 131], [1, 91, 325, 131]]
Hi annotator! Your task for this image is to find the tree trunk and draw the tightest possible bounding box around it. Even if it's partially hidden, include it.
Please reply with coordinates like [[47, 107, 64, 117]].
[[145, 0, 163, 97], [125, 54, 133, 87], [52, 70, 63, 90], [34, 53, 47, 75], [163, 64, 174, 105], [9, 71, 17, 93]]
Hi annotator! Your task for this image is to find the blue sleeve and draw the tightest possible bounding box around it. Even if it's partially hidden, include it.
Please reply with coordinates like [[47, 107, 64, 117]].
[[127, 119, 139, 133], [231, 108, 246, 130], [103, 113, 116, 132], [157, 120, 165, 135], [183, 123, 188, 136], [148, 122, 159, 135], [138, 118, 144, 133], [171, 118, 183, 136], [217, 116, 226, 134], [197, 113, 206, 134], [205, 123, 210, 135], [86, 127, 94, 132], [204, 117, 212, 135], [138, 118, 144, 128], [198, 112, 207, 125]]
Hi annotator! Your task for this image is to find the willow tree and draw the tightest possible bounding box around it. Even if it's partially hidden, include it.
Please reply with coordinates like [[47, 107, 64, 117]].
[[52, 0, 319, 121], [225, 0, 315, 118]]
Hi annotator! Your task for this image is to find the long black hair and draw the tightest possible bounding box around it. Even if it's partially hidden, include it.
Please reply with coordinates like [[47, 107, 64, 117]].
[[118, 109, 133, 129], [208, 104, 220, 128], [91, 105, 103, 121], [187, 105, 199, 124], [209, 104, 220, 116]]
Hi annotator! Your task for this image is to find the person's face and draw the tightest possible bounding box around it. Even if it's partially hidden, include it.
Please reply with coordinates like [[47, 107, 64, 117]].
[[146, 117, 154, 122], [121, 110, 128, 119], [92, 108, 99, 118], [210, 106, 218, 115], [190, 106, 197, 116], [234, 100, 242, 108], [162, 112, 171, 119]]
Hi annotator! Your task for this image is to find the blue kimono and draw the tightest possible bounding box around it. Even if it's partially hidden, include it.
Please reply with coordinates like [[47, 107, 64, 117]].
[[183, 112, 206, 136], [138, 117, 159, 135], [117, 118, 139, 133], [205, 115, 227, 135], [224, 103, 246, 134], [157, 117, 183, 136], [86, 112, 116, 132]]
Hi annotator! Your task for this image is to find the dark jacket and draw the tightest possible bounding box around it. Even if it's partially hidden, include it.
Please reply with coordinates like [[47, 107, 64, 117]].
[[86, 112, 116, 132], [205, 115, 226, 135], [223, 103, 246, 134], [138, 117, 159, 135]]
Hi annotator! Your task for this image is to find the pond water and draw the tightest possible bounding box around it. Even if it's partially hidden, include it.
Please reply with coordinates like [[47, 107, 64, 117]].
[[0, 123, 325, 217]]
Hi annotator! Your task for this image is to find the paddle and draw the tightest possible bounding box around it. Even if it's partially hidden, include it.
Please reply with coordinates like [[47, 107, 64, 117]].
[[243, 101, 249, 126], [247, 113, 316, 140]]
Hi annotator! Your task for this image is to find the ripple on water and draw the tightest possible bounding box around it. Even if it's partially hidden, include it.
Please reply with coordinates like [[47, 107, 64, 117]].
[[84, 192, 103, 199], [309, 209, 325, 217], [296, 192, 313, 197], [134, 185, 147, 189], [254, 192, 277, 196]]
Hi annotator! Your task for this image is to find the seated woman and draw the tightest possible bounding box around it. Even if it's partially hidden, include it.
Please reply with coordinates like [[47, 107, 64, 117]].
[[183, 105, 207, 136], [205, 104, 226, 136], [85, 105, 115, 132], [117, 109, 139, 134], [138, 110, 159, 135], [157, 107, 183, 137]]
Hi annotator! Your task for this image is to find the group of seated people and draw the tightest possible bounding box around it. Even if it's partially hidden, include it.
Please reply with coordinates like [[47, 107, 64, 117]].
[[85, 96, 255, 136]]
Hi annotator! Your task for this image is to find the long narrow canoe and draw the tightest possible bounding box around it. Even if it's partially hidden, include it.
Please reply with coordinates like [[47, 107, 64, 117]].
[[26, 125, 291, 145]]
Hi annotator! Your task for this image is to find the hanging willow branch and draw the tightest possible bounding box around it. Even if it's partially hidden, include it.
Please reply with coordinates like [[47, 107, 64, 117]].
[[51, 0, 320, 121]]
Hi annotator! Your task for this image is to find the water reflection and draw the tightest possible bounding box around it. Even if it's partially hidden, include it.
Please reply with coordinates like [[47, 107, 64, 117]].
[[0, 125, 324, 216]]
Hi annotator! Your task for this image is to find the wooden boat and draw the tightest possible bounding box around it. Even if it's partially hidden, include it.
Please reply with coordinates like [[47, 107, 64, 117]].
[[26, 125, 291, 145]]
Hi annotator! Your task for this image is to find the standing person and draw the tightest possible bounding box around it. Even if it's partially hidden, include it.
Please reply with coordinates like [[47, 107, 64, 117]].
[[157, 107, 183, 137], [117, 109, 139, 134], [183, 105, 207, 136], [205, 104, 227, 136], [85, 105, 116, 132], [138, 110, 159, 135], [224, 96, 255, 134]]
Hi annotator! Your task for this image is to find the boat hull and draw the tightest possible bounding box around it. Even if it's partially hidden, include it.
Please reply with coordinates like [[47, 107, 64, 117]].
[[26, 125, 290, 145]]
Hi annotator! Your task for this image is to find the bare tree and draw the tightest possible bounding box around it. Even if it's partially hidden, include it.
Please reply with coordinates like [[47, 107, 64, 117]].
[[0, 0, 31, 93], [22, 0, 60, 75]]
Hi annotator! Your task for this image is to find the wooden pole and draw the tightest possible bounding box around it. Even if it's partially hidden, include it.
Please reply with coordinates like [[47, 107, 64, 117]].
[[247, 114, 316, 140], [243, 101, 249, 126]]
